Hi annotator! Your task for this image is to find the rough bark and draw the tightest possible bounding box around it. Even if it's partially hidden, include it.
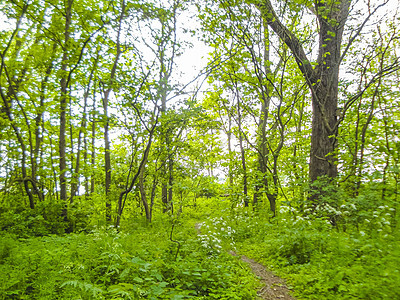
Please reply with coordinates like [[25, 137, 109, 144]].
[[253, 20, 271, 209], [256, 0, 351, 188]]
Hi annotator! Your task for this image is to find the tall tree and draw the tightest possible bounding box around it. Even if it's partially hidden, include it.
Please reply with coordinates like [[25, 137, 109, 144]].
[[253, 0, 350, 186], [253, 0, 400, 199], [59, 0, 73, 205], [100, 0, 126, 222]]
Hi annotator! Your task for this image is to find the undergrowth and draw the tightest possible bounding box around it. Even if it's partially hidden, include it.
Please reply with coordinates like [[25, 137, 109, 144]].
[[0, 212, 257, 299], [226, 207, 400, 299], [2, 191, 399, 299]]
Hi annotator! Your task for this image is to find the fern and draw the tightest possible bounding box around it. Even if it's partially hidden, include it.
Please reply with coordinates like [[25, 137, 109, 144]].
[[61, 280, 104, 298]]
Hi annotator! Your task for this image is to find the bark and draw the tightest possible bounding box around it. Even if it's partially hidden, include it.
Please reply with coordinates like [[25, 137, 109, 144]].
[[116, 121, 157, 227], [161, 100, 170, 213], [253, 98, 269, 208], [0, 4, 35, 208], [60, 0, 73, 206], [33, 53, 55, 201], [256, 0, 351, 190], [90, 98, 96, 195], [162, 133, 174, 213], [104, 108, 111, 221], [84, 133, 89, 197], [149, 176, 157, 219], [102, 0, 125, 222], [139, 160, 151, 222], [235, 90, 248, 207], [157, 1, 180, 213], [0, 96, 35, 209], [70, 65, 94, 203], [49, 135, 59, 200], [168, 158, 174, 213], [253, 21, 271, 208]]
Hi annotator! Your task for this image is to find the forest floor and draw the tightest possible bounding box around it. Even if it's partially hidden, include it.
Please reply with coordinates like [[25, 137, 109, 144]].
[[230, 251, 296, 300], [195, 223, 295, 299]]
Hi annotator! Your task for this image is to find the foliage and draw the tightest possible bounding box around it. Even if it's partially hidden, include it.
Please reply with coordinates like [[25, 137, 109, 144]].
[[1, 0, 400, 299], [0, 211, 258, 299], [0, 198, 67, 237], [231, 199, 400, 300]]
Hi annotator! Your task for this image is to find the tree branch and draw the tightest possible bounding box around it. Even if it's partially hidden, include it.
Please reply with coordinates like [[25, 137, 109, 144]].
[[253, 0, 317, 86]]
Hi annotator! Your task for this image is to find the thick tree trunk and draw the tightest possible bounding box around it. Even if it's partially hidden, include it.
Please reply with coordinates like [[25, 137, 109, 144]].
[[253, 96, 269, 208], [256, 0, 350, 189], [309, 87, 338, 183]]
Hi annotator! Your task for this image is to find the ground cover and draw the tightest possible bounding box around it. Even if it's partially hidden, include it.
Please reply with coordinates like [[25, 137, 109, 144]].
[[0, 212, 258, 299]]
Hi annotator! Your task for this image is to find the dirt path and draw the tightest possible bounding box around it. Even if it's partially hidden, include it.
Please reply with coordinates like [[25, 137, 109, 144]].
[[195, 223, 295, 299], [231, 251, 296, 300]]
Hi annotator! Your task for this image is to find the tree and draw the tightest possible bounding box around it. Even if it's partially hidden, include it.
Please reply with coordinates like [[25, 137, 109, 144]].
[[253, 0, 349, 185], [99, 0, 126, 222], [252, 0, 400, 204], [197, 0, 308, 215]]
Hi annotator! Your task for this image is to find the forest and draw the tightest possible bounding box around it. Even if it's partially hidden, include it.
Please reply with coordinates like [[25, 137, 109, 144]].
[[0, 0, 400, 299]]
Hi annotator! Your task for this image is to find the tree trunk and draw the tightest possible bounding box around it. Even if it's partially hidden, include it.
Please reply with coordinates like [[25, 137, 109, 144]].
[[309, 87, 339, 183], [236, 92, 248, 207], [102, 0, 125, 222], [70, 56, 96, 202], [168, 158, 174, 213], [253, 89, 270, 208], [0, 4, 35, 208], [90, 98, 96, 195], [139, 161, 151, 222], [256, 0, 350, 190], [59, 0, 73, 220], [104, 109, 112, 221], [116, 122, 156, 227]]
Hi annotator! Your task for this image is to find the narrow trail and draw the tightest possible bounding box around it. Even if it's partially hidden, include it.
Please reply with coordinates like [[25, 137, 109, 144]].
[[230, 251, 296, 300], [195, 223, 296, 300]]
